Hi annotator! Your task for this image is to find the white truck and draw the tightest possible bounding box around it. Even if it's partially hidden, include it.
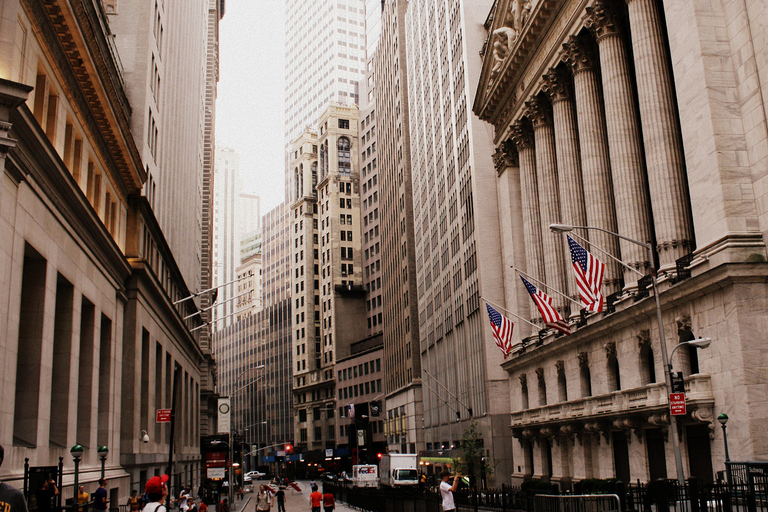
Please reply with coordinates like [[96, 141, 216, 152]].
[[352, 464, 379, 488], [379, 453, 419, 487]]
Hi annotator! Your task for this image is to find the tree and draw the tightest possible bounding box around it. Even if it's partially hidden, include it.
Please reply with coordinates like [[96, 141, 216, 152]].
[[452, 420, 490, 490]]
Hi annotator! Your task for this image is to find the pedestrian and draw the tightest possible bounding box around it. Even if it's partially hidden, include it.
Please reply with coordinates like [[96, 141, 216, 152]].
[[215, 498, 229, 512], [322, 491, 335, 512], [78, 486, 90, 512], [179, 488, 189, 512], [308, 486, 322, 512], [439, 471, 460, 512], [186, 497, 198, 512], [36, 477, 58, 512], [255, 485, 272, 512], [199, 501, 208, 512], [274, 487, 286, 512], [94, 479, 109, 512], [141, 474, 169, 512], [127, 490, 141, 512], [0, 445, 29, 512]]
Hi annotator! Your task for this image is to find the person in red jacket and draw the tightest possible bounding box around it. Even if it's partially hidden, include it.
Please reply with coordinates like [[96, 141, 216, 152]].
[[322, 491, 335, 512], [308, 487, 322, 512]]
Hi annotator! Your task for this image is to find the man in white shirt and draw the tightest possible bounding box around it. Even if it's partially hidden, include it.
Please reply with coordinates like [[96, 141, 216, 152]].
[[142, 475, 169, 512], [439, 471, 460, 512]]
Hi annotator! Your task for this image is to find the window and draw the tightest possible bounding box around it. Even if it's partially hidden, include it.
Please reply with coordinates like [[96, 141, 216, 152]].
[[339, 119, 350, 129], [338, 137, 351, 175]]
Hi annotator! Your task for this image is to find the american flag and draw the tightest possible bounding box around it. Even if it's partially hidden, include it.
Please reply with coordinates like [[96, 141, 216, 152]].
[[520, 275, 571, 335], [567, 235, 606, 312], [486, 303, 514, 359]]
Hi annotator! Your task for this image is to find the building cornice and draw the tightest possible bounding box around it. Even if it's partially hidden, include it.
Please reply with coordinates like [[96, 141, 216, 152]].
[[23, 0, 145, 196]]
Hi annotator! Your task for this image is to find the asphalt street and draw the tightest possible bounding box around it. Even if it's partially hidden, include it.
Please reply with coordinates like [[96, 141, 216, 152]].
[[235, 480, 359, 512]]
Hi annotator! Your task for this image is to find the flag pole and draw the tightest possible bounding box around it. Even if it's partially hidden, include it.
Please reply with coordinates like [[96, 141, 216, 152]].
[[562, 231, 644, 278], [481, 297, 541, 330], [512, 267, 582, 307]]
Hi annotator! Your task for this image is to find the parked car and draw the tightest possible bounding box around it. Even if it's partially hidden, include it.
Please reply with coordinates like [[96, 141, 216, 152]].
[[245, 471, 266, 479]]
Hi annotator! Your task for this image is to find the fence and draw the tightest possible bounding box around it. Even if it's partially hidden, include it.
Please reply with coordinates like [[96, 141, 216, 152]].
[[324, 473, 768, 512]]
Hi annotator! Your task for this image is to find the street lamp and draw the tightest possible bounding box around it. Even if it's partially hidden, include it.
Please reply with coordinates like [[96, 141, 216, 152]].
[[70, 445, 84, 503], [98, 446, 109, 479], [718, 413, 732, 483], [228, 364, 265, 505], [549, 223, 686, 487]]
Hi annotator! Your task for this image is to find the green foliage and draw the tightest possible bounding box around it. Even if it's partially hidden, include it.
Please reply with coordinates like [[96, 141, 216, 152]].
[[573, 478, 621, 495], [451, 420, 489, 490], [520, 479, 559, 494]]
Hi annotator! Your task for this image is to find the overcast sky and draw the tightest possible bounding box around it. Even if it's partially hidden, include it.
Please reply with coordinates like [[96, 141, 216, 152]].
[[215, 0, 286, 214]]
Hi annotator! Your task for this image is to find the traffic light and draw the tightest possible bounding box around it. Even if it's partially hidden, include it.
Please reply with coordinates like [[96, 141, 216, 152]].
[[377, 452, 383, 460], [285, 444, 293, 454]]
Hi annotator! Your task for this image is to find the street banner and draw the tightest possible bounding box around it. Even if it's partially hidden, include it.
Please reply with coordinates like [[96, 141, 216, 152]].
[[217, 398, 230, 434]]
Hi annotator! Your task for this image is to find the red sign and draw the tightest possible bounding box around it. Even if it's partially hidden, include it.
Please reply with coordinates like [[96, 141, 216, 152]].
[[156, 409, 172, 423], [670, 393, 687, 416]]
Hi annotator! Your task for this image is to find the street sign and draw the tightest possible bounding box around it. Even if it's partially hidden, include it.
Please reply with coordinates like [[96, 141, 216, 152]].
[[670, 393, 687, 415], [156, 409, 172, 423], [671, 372, 685, 393], [325, 449, 334, 458], [207, 467, 225, 479]]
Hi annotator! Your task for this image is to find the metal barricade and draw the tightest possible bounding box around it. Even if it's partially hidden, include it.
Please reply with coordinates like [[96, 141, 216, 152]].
[[534, 494, 622, 512]]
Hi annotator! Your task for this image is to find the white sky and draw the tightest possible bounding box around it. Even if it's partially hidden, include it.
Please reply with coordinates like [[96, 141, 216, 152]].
[[215, 0, 286, 214]]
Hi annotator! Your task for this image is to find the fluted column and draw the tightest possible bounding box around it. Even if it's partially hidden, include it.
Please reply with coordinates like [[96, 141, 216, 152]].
[[526, 98, 568, 312], [585, 2, 653, 289], [510, 121, 546, 304], [542, 68, 587, 317], [626, 0, 694, 271], [561, 37, 622, 294]]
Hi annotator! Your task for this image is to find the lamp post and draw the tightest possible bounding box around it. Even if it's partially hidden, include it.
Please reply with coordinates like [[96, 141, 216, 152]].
[[228, 365, 265, 505], [549, 223, 687, 487], [97, 446, 109, 479], [70, 445, 84, 503], [718, 413, 732, 484]]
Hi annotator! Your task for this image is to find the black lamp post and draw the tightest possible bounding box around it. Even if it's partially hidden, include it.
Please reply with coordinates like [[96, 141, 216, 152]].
[[98, 446, 109, 479], [718, 413, 732, 484], [70, 444, 84, 502]]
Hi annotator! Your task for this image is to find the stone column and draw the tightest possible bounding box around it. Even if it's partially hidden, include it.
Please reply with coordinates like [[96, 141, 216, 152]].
[[561, 37, 622, 294], [0, 79, 33, 177], [526, 97, 568, 311], [626, 0, 694, 271], [585, 2, 653, 290], [542, 68, 587, 317], [510, 121, 545, 319]]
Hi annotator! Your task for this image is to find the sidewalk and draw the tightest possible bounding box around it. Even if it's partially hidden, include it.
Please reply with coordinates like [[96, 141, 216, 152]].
[[238, 481, 358, 512]]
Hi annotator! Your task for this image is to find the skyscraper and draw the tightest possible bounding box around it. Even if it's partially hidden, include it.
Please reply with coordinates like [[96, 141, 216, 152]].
[[283, 0, 368, 201], [374, 0, 424, 454], [404, 0, 513, 480]]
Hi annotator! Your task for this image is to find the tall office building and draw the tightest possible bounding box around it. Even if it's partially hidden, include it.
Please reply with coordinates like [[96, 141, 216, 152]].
[[212, 147, 241, 325], [404, 0, 513, 481], [283, 0, 368, 200], [238, 192, 262, 248], [290, 104, 368, 454]]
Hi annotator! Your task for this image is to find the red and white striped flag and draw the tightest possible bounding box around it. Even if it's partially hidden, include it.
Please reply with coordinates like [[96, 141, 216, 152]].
[[486, 303, 514, 359], [567, 235, 606, 312], [520, 275, 571, 335]]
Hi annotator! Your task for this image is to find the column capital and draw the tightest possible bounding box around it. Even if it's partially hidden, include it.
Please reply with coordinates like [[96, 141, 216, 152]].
[[524, 97, 553, 129], [493, 139, 519, 172], [562, 36, 596, 75], [584, 1, 622, 41], [509, 121, 534, 150], [541, 68, 572, 103]]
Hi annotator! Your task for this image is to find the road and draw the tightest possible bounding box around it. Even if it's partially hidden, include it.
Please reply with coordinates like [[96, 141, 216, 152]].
[[235, 480, 359, 512]]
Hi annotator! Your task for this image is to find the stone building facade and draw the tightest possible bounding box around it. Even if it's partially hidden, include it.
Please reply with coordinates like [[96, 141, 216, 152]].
[[0, 0, 213, 500], [474, 0, 768, 486]]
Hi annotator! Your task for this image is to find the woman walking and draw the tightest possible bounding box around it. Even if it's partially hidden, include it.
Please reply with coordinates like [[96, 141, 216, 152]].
[[255, 485, 273, 512]]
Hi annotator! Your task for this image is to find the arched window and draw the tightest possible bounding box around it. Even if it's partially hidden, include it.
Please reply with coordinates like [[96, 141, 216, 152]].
[[299, 163, 304, 199], [311, 162, 318, 195], [519, 374, 529, 409], [320, 141, 328, 178], [606, 342, 621, 391], [338, 136, 351, 175], [640, 342, 656, 385], [294, 167, 300, 200], [556, 360, 568, 402], [536, 367, 547, 406]]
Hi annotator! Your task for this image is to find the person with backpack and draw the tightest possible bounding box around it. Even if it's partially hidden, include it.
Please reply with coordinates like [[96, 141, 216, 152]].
[[141, 475, 169, 512]]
